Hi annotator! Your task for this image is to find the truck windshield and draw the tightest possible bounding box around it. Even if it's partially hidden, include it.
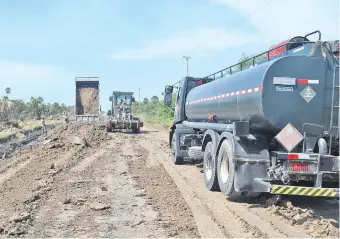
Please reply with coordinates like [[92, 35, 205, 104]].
[[116, 95, 132, 104]]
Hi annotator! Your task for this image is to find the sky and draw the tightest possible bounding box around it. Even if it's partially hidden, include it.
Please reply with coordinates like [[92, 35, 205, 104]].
[[0, 0, 339, 110]]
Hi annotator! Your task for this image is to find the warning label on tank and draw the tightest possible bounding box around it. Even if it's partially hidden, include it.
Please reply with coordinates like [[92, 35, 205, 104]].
[[300, 86, 316, 103]]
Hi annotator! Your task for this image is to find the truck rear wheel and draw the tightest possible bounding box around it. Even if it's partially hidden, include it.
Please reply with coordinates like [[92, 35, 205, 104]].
[[171, 136, 183, 165], [132, 123, 140, 133], [106, 121, 112, 132], [203, 142, 220, 191], [217, 140, 243, 199]]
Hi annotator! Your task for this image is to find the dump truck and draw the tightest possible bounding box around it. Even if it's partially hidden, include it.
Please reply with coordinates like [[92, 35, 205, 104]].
[[163, 30, 340, 200], [75, 77, 100, 122], [106, 91, 143, 133]]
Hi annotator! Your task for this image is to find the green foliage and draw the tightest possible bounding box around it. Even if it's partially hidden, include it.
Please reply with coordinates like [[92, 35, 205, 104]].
[[3, 88, 74, 121], [237, 52, 267, 70], [151, 95, 159, 104], [132, 93, 176, 127]]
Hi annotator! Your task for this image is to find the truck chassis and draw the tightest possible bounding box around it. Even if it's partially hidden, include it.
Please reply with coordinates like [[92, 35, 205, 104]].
[[170, 122, 339, 199]]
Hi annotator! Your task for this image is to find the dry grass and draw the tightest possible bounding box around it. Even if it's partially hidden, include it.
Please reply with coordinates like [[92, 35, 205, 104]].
[[18, 120, 61, 131], [0, 132, 13, 140]]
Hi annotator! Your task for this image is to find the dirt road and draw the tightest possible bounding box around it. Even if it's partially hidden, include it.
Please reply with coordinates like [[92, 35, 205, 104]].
[[0, 122, 338, 238]]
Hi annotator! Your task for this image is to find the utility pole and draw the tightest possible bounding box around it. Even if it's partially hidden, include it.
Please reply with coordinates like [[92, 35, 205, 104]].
[[183, 56, 191, 76]]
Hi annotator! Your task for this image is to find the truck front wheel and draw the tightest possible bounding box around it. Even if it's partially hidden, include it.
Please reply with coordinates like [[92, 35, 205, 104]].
[[217, 140, 243, 199], [203, 142, 220, 191], [171, 136, 183, 165]]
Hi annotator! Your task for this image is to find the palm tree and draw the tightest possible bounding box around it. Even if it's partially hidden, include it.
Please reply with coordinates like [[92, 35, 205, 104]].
[[5, 87, 11, 99]]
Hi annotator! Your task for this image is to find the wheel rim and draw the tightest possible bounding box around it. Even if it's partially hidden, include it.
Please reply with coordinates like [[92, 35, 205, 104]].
[[205, 152, 213, 181], [220, 151, 229, 183]]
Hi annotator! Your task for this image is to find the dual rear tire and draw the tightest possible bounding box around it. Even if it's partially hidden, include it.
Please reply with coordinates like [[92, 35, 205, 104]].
[[170, 133, 259, 200], [205, 139, 260, 199]]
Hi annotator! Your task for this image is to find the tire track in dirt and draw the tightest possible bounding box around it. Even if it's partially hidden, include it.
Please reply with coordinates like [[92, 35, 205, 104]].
[[138, 130, 312, 238], [135, 134, 271, 238], [26, 134, 185, 238], [125, 134, 200, 238], [0, 159, 31, 186], [141, 126, 339, 238], [129, 136, 230, 238]]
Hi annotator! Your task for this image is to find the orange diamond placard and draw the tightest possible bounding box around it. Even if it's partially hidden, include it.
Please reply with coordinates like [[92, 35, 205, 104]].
[[275, 123, 304, 152]]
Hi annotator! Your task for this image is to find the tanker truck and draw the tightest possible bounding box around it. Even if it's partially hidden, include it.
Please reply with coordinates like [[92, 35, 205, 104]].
[[163, 30, 339, 200]]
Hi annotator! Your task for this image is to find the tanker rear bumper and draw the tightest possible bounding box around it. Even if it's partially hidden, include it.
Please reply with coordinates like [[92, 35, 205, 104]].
[[270, 185, 339, 198]]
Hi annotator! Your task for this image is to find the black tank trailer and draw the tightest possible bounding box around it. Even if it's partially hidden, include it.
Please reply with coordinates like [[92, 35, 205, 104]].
[[185, 44, 330, 134], [163, 30, 339, 200]]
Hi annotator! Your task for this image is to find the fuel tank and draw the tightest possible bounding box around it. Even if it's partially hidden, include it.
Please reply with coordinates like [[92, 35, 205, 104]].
[[185, 54, 335, 134]]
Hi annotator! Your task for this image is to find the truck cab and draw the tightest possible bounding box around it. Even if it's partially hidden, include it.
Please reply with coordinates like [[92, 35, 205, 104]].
[[164, 77, 213, 124]]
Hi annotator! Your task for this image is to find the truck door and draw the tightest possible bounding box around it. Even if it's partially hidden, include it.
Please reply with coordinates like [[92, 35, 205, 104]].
[[174, 86, 182, 122]]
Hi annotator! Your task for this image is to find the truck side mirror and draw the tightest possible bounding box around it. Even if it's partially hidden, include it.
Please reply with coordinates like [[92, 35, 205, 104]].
[[131, 97, 135, 102], [165, 85, 173, 94], [164, 93, 172, 106], [109, 96, 113, 101]]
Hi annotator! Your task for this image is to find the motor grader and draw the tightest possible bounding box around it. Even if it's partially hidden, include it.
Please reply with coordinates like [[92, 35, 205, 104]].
[[106, 91, 143, 133]]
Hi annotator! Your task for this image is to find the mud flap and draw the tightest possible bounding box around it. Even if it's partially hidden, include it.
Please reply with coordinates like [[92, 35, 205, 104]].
[[231, 133, 271, 193], [234, 161, 271, 193]]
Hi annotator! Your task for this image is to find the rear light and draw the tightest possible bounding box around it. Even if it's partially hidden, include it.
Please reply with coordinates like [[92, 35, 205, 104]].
[[293, 163, 307, 171], [268, 39, 289, 58], [287, 162, 317, 173], [196, 79, 202, 85]]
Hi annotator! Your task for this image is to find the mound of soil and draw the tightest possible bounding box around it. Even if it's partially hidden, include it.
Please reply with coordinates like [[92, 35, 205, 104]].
[[76, 88, 99, 115]]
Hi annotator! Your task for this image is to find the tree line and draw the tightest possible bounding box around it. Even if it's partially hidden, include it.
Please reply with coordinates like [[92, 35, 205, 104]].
[[131, 94, 176, 126], [1, 87, 74, 122]]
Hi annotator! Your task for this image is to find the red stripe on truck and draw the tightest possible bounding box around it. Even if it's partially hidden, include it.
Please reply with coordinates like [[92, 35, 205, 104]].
[[187, 86, 263, 105], [297, 79, 319, 84], [297, 79, 308, 84]]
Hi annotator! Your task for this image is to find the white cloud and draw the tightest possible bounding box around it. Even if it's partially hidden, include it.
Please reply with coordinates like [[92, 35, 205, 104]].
[[109, 28, 260, 60], [0, 60, 74, 103], [0, 61, 62, 82], [211, 0, 339, 41]]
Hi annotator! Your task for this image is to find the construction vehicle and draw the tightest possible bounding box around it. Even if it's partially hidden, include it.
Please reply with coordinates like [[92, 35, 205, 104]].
[[75, 77, 100, 122], [163, 30, 339, 200], [106, 91, 143, 133]]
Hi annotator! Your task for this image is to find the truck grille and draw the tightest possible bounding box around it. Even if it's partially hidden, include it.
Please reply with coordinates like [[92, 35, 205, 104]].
[[286, 162, 317, 173]]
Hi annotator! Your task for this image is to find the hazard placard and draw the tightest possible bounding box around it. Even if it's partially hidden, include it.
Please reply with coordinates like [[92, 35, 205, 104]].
[[300, 86, 316, 103], [275, 123, 304, 152]]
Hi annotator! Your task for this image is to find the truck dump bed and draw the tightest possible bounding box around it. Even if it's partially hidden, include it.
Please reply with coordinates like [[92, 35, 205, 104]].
[[75, 77, 100, 122]]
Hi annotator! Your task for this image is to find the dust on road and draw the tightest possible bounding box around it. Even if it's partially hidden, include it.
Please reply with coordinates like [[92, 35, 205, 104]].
[[0, 122, 338, 238]]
